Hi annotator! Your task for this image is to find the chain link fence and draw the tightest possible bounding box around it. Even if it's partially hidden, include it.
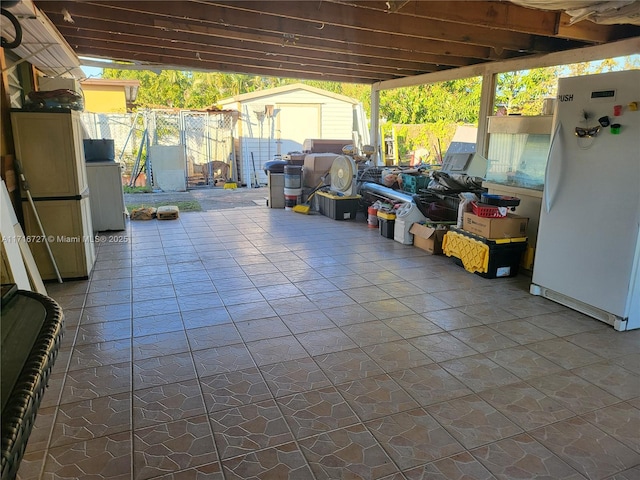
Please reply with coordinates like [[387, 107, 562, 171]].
[[80, 110, 236, 189]]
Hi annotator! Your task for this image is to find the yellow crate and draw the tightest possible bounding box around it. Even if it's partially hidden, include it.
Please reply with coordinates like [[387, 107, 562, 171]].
[[443, 228, 528, 278], [442, 230, 489, 274]]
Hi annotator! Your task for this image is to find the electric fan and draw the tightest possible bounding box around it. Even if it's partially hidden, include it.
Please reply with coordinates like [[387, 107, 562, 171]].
[[329, 155, 358, 196]]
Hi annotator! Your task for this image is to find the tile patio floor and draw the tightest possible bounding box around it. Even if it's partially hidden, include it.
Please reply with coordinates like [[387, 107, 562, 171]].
[[19, 206, 640, 479]]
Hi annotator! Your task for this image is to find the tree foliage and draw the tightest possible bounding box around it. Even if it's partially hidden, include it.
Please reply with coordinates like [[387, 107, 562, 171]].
[[495, 67, 558, 115], [101, 56, 636, 162], [103, 55, 636, 116], [102, 69, 297, 109], [379, 78, 482, 125]]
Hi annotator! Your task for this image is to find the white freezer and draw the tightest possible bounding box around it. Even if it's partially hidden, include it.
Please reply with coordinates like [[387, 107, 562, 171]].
[[86, 162, 127, 231], [531, 70, 640, 331]]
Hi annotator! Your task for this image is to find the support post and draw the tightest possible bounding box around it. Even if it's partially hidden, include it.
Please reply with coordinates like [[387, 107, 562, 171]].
[[369, 84, 381, 166], [477, 72, 498, 157]]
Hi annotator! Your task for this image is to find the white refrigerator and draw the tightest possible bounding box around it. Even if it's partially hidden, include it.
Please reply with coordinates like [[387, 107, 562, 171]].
[[531, 70, 640, 331]]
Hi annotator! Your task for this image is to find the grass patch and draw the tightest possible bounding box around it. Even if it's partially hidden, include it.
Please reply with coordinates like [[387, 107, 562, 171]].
[[123, 185, 153, 193], [126, 200, 202, 212]]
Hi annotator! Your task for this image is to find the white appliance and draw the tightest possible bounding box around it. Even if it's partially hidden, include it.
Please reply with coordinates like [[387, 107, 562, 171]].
[[530, 70, 640, 331], [86, 162, 127, 231]]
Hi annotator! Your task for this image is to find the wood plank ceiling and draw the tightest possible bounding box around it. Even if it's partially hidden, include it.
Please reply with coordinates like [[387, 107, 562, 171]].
[[35, 0, 640, 84]]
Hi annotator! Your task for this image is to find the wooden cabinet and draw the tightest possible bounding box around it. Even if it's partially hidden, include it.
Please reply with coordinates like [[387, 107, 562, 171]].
[[10, 110, 88, 197], [11, 110, 95, 280], [22, 197, 96, 280]]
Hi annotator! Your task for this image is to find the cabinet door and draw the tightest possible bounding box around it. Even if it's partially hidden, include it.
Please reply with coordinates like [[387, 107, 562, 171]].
[[22, 198, 95, 280], [11, 111, 88, 197]]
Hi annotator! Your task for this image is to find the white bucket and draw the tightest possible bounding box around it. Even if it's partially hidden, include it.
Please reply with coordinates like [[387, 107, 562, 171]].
[[284, 187, 302, 210]]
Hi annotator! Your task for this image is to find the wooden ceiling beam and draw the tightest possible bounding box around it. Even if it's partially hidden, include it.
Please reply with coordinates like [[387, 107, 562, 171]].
[[58, 29, 430, 82], [333, 0, 561, 37], [554, 12, 640, 42], [42, 1, 496, 59], [58, 28, 443, 79], [65, 44, 383, 83], [44, 9, 477, 71], [200, 0, 572, 53], [150, 19, 482, 66], [34, 0, 637, 85], [331, 0, 635, 43]]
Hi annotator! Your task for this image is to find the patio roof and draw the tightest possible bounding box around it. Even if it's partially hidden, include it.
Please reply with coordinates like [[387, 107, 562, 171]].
[[22, 0, 640, 84]]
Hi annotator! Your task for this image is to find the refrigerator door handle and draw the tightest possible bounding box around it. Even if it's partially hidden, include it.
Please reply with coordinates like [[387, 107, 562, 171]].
[[544, 122, 562, 213]]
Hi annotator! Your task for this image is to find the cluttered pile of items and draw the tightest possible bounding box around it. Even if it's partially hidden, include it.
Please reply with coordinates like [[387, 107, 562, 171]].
[[358, 167, 529, 279], [263, 136, 530, 278]]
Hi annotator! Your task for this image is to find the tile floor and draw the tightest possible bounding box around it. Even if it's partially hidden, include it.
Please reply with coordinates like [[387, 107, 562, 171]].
[[18, 206, 640, 480]]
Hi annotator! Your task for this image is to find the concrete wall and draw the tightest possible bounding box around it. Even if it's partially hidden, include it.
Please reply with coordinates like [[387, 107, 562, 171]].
[[83, 85, 127, 113]]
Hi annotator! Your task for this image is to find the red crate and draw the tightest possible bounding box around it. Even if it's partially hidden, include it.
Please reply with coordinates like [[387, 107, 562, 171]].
[[471, 201, 507, 218]]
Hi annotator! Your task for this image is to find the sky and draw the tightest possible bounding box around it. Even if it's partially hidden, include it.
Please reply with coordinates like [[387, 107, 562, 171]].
[[81, 65, 103, 79]]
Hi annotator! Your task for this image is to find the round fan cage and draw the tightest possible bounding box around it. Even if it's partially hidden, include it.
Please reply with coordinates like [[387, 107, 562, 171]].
[[330, 155, 356, 193]]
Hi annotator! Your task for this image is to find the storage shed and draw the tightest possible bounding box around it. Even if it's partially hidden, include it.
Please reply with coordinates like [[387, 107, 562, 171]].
[[218, 83, 369, 186]]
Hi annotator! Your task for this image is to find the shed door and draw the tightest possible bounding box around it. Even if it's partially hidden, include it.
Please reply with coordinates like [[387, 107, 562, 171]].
[[276, 104, 320, 155]]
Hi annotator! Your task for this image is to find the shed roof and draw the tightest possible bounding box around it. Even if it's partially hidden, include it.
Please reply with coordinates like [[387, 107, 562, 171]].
[[217, 83, 360, 106]]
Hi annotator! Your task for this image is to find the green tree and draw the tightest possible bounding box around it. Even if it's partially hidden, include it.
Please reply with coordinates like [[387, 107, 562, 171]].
[[379, 77, 482, 125], [495, 67, 557, 115], [102, 69, 191, 108], [102, 55, 637, 116]]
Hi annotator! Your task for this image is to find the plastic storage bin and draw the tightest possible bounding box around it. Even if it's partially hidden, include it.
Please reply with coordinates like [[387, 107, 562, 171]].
[[316, 191, 360, 220], [379, 218, 395, 238], [401, 173, 429, 194], [83, 139, 115, 162], [442, 227, 527, 278], [471, 201, 507, 218], [377, 210, 396, 238]]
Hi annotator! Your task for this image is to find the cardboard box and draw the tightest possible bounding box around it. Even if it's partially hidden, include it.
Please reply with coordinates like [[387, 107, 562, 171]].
[[282, 153, 305, 165], [302, 139, 351, 154], [462, 212, 528, 239], [303, 153, 339, 187], [410, 223, 448, 254]]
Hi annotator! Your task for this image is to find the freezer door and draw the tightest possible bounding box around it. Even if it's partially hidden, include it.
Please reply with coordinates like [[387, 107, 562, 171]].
[[533, 71, 640, 318]]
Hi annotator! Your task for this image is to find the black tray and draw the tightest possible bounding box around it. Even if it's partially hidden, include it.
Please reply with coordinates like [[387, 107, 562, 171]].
[[480, 194, 520, 208]]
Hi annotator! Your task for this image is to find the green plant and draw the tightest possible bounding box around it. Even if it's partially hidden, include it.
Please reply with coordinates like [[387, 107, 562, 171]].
[[123, 185, 153, 193]]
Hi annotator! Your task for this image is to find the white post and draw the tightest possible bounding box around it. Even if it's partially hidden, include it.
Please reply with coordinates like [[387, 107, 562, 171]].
[[369, 84, 381, 166], [477, 73, 498, 157]]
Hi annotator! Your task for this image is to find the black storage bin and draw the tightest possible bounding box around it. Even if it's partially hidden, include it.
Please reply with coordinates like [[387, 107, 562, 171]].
[[83, 139, 115, 162], [316, 191, 360, 220], [379, 218, 395, 238], [445, 227, 527, 279]]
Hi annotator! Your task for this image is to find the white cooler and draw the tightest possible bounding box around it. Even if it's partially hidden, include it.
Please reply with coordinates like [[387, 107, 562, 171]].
[[394, 203, 427, 245]]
